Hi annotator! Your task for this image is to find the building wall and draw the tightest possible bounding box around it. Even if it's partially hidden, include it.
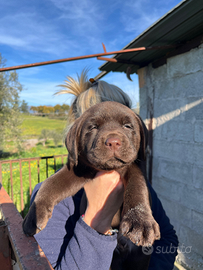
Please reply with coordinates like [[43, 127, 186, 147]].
[[138, 44, 203, 270]]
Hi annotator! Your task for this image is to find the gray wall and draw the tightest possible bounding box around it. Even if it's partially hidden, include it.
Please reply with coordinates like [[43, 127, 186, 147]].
[[138, 44, 203, 270]]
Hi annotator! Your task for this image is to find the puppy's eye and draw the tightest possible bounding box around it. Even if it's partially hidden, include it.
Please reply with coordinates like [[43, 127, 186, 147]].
[[123, 123, 133, 129], [89, 125, 98, 131]]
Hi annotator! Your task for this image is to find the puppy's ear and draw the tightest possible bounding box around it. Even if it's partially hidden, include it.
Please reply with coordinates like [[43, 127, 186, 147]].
[[66, 117, 83, 166], [134, 114, 148, 161]]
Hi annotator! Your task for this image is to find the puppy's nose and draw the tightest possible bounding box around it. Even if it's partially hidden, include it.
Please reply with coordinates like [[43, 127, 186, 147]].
[[105, 137, 121, 151]]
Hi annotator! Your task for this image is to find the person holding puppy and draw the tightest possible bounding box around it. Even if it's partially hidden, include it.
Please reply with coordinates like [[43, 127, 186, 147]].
[[30, 70, 178, 270]]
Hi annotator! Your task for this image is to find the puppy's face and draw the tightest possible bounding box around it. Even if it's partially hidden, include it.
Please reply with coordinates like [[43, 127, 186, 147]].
[[66, 101, 145, 171]]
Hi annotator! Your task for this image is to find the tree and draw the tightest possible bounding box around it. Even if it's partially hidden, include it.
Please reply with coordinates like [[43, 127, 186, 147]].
[[50, 130, 63, 147], [20, 100, 29, 114], [30, 106, 38, 114], [39, 129, 50, 146], [43, 106, 54, 114], [0, 54, 23, 152], [54, 104, 62, 114], [61, 104, 70, 114]]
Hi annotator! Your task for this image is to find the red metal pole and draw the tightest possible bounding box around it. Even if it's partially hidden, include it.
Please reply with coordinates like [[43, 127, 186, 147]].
[[19, 160, 24, 216], [0, 45, 177, 72], [97, 56, 117, 62], [9, 161, 13, 201], [37, 160, 40, 183], [28, 160, 32, 196]]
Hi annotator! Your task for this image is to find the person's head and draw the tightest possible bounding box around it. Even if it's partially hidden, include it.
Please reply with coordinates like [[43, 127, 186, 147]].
[[56, 68, 132, 125]]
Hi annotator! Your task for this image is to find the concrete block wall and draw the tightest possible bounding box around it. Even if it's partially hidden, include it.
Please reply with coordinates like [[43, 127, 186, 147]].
[[138, 44, 203, 270]]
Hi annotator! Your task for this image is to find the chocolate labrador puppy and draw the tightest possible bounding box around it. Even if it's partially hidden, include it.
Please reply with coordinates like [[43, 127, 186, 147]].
[[23, 101, 160, 269]]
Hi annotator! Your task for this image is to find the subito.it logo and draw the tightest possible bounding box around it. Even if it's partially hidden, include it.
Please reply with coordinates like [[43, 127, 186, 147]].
[[142, 246, 154, 255]]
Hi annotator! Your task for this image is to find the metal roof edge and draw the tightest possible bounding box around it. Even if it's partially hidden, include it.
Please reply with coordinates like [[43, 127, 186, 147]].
[[98, 0, 191, 72], [121, 0, 189, 50]]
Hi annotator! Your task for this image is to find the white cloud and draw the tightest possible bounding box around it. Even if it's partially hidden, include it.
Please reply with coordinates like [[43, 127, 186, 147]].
[[0, 12, 80, 56], [49, 0, 101, 20], [120, 0, 176, 35], [0, 35, 28, 47], [48, 0, 104, 37], [0, 1, 111, 58]]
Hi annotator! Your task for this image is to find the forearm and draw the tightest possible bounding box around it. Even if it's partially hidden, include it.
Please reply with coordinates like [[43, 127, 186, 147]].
[[83, 171, 124, 235], [122, 164, 151, 213]]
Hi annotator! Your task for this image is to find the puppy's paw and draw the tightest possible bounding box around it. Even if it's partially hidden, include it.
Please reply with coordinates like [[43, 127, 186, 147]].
[[120, 205, 160, 246], [22, 202, 53, 236]]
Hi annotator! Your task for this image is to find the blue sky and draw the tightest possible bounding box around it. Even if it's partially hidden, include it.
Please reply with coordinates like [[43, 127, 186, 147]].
[[0, 0, 182, 108]]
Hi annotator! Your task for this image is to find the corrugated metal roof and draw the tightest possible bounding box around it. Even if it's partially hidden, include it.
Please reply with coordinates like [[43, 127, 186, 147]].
[[97, 0, 203, 78]]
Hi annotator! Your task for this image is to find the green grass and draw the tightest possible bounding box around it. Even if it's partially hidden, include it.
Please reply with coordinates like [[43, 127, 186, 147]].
[[1, 114, 69, 216], [20, 114, 67, 138]]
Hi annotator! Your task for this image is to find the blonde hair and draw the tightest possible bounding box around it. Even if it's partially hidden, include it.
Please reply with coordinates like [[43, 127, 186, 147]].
[[56, 68, 132, 126]]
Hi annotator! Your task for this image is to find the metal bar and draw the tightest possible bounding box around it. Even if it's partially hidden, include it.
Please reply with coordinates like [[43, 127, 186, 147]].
[[9, 161, 13, 201], [97, 56, 117, 62], [19, 160, 24, 216], [54, 157, 56, 172], [102, 43, 107, 53], [28, 160, 32, 196], [46, 158, 48, 178], [41, 155, 56, 160], [37, 160, 40, 183], [0, 184, 54, 269], [0, 154, 67, 164], [0, 44, 177, 72], [0, 157, 40, 164]]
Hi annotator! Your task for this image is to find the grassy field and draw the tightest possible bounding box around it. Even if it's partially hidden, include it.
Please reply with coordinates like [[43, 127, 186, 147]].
[[1, 114, 69, 215], [2, 113, 67, 157], [20, 114, 67, 138]]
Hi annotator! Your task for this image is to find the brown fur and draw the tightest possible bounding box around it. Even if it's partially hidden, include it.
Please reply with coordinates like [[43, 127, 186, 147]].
[[23, 101, 160, 269]]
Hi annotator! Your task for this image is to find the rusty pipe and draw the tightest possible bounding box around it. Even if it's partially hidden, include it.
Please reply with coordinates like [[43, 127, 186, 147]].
[[0, 44, 177, 72]]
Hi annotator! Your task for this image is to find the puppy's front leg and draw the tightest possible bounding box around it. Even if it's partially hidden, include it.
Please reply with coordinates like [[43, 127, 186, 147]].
[[120, 164, 160, 246], [23, 165, 87, 236]]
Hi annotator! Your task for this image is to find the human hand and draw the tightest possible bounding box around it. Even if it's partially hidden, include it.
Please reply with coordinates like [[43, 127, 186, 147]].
[[83, 171, 124, 234]]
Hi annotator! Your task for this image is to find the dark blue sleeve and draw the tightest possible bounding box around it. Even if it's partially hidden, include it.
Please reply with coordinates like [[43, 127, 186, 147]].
[[148, 183, 179, 270], [31, 184, 117, 270]]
